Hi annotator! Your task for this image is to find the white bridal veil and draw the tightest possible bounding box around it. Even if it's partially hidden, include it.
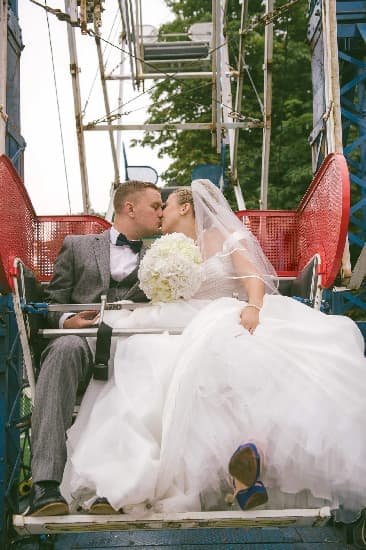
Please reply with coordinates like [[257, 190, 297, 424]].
[[191, 179, 279, 296]]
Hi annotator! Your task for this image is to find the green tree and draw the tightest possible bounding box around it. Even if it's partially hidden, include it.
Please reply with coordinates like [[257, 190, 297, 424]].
[[133, 0, 312, 209]]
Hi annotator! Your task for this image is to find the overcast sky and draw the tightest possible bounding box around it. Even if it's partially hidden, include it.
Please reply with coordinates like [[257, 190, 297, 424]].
[[19, 0, 173, 215]]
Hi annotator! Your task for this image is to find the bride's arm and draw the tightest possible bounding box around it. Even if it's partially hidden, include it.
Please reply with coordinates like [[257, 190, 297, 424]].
[[231, 248, 265, 333], [239, 277, 264, 333], [202, 229, 265, 332]]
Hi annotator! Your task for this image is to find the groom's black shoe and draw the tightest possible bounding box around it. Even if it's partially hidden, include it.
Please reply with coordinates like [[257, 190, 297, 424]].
[[25, 481, 69, 516]]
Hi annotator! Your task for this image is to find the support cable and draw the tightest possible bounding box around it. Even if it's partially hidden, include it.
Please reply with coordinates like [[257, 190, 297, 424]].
[[93, 22, 120, 188], [84, 30, 257, 128], [240, 0, 300, 35], [90, 81, 216, 125], [82, 6, 119, 116], [231, 0, 248, 194], [30, 0, 300, 129], [44, 0, 72, 213], [28, 1, 251, 126], [245, 67, 264, 114]]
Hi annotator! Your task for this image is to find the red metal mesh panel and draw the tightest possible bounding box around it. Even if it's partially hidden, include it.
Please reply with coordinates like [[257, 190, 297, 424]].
[[0, 155, 110, 291], [235, 154, 350, 285], [35, 217, 111, 280], [0, 153, 350, 292], [235, 211, 298, 275], [297, 153, 350, 288], [0, 155, 37, 292]]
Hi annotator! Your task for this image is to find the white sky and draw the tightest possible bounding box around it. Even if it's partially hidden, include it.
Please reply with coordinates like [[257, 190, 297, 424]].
[[19, 0, 174, 214]]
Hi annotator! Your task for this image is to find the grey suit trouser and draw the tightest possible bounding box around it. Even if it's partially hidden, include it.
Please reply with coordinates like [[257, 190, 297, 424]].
[[31, 335, 93, 483]]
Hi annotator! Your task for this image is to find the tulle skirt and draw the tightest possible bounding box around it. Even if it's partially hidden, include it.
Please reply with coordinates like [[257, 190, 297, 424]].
[[61, 295, 366, 514]]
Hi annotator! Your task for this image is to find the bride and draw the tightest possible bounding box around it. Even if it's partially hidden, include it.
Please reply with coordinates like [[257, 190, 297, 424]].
[[61, 179, 366, 516]]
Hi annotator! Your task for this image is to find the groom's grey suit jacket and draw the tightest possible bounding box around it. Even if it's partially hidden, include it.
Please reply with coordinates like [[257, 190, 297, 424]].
[[32, 228, 149, 483], [45, 228, 147, 329]]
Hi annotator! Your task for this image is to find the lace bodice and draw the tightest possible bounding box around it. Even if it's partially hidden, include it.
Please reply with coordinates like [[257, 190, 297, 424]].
[[193, 253, 245, 300]]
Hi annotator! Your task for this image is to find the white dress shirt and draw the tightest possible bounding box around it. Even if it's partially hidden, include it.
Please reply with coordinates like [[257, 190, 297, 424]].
[[109, 226, 139, 281]]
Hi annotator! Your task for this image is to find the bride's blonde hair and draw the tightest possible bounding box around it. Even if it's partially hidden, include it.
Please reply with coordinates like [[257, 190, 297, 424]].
[[173, 187, 194, 213]]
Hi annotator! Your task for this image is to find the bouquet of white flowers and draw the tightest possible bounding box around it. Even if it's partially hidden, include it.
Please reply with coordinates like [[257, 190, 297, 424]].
[[138, 233, 204, 303]]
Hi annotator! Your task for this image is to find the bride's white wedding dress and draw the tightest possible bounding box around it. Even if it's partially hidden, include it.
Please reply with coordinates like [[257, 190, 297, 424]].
[[61, 251, 366, 514]]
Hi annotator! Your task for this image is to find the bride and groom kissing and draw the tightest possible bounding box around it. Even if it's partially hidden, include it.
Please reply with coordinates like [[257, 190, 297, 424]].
[[27, 179, 366, 517]]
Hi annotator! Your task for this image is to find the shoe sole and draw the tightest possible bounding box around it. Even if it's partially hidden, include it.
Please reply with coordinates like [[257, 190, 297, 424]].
[[242, 490, 268, 511], [229, 445, 259, 487], [88, 503, 122, 515], [28, 501, 69, 516]]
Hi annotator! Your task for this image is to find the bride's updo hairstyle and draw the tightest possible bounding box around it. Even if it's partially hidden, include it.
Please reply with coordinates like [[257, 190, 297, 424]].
[[191, 179, 279, 296], [173, 187, 195, 214]]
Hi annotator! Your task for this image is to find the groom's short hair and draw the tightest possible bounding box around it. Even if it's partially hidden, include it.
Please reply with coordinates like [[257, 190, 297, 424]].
[[114, 180, 159, 213]]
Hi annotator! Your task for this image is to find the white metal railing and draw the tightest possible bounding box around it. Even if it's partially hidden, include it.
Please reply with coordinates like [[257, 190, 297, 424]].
[[13, 507, 331, 535]]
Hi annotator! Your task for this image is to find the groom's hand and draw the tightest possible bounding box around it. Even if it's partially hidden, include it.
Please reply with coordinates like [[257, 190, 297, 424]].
[[64, 311, 100, 329]]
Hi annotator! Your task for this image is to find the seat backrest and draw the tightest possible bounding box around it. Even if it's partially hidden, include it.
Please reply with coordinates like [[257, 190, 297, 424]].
[[0, 155, 37, 292], [0, 152, 350, 292], [235, 210, 298, 276], [236, 153, 350, 288], [296, 153, 350, 288], [0, 155, 111, 293], [34, 216, 111, 282]]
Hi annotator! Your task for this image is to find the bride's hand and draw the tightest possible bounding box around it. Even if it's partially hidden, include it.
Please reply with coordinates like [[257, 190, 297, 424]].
[[240, 306, 260, 334]]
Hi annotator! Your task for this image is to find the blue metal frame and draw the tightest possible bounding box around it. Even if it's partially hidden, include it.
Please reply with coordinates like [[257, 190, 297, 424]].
[[6, 4, 25, 179], [0, 3, 25, 546], [0, 296, 8, 547], [0, 294, 22, 548], [328, 1, 366, 315]]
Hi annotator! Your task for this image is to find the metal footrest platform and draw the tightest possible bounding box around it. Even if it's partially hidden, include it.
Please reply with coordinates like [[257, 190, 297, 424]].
[[13, 508, 331, 535]]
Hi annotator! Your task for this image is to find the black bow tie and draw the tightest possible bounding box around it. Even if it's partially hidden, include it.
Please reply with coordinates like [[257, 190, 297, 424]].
[[116, 233, 142, 254]]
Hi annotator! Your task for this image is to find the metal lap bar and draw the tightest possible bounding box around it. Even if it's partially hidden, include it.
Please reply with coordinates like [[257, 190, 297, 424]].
[[39, 327, 183, 338], [22, 301, 152, 315], [36, 300, 184, 336], [46, 302, 153, 312]]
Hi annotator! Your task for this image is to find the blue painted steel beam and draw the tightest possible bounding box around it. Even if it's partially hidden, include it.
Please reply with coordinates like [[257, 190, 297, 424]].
[[0, 296, 8, 548], [0, 291, 23, 548], [330, 1, 366, 317], [0, 294, 21, 549]]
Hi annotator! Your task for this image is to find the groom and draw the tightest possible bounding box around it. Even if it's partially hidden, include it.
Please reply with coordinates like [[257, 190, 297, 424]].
[[27, 181, 163, 516]]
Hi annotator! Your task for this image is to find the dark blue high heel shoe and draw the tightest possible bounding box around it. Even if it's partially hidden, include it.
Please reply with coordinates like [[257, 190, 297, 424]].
[[229, 442, 261, 487], [234, 480, 268, 511], [229, 442, 268, 510]]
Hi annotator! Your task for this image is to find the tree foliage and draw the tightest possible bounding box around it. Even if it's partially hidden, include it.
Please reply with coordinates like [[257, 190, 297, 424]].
[[133, 0, 313, 209]]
